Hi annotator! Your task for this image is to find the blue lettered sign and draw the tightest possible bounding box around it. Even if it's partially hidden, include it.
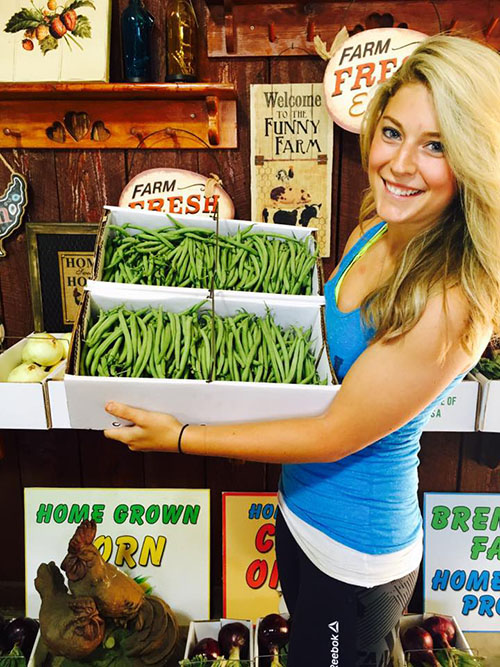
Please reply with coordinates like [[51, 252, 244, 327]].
[[424, 492, 500, 632]]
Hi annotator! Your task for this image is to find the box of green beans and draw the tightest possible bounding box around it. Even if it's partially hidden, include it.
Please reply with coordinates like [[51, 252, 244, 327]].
[[90, 206, 324, 301], [64, 283, 338, 430]]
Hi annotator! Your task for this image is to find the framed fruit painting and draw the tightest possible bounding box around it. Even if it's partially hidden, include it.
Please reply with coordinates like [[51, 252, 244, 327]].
[[0, 0, 111, 82]]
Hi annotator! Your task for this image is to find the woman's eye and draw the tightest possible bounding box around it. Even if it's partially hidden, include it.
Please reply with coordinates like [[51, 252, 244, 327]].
[[382, 126, 400, 140], [427, 140, 444, 154]]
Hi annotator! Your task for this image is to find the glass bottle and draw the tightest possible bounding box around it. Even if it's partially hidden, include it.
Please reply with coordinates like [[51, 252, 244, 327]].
[[121, 0, 155, 83], [165, 0, 198, 82]]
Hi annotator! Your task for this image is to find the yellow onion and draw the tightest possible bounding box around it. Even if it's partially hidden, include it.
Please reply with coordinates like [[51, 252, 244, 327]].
[[22, 333, 64, 367], [7, 362, 50, 383], [59, 332, 72, 359]]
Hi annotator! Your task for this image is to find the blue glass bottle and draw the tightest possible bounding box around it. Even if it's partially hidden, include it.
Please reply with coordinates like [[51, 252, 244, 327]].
[[121, 0, 154, 83]]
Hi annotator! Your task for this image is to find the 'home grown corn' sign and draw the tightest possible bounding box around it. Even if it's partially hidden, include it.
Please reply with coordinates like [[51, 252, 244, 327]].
[[25, 487, 210, 625]]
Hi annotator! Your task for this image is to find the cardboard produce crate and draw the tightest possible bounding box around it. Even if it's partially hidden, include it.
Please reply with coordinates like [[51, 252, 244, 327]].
[[473, 370, 500, 432], [254, 613, 290, 667], [0, 335, 66, 429], [422, 374, 480, 433], [395, 612, 472, 667], [182, 618, 254, 665], [65, 283, 338, 430], [91, 205, 324, 301]]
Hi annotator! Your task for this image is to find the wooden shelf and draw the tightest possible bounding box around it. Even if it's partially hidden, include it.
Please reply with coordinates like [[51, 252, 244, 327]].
[[0, 82, 238, 149], [205, 0, 500, 57]]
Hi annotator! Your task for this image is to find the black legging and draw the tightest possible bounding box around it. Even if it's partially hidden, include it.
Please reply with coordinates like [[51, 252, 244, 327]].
[[275, 510, 419, 666]]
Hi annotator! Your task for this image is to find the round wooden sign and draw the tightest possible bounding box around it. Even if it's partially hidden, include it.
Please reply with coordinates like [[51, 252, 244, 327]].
[[323, 28, 427, 134], [119, 168, 235, 219]]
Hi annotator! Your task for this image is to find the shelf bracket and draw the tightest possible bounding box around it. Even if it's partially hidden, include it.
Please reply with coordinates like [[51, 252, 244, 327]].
[[206, 95, 221, 146]]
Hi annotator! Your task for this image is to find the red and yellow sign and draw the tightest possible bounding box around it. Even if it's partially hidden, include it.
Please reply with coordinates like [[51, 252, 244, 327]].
[[324, 28, 427, 133], [223, 492, 281, 623]]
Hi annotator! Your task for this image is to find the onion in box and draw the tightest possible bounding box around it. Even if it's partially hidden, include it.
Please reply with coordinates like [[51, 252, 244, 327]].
[[22, 333, 64, 367], [7, 362, 50, 383]]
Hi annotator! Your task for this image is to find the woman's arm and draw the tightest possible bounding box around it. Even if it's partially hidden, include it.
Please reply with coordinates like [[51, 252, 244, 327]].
[[104, 287, 489, 462]]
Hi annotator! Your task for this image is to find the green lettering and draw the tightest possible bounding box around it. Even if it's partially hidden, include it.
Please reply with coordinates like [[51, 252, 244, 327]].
[[183, 504, 200, 525], [431, 505, 451, 530], [113, 504, 129, 524], [451, 506, 471, 532], [36, 503, 53, 523], [472, 507, 490, 531], [162, 505, 184, 524]]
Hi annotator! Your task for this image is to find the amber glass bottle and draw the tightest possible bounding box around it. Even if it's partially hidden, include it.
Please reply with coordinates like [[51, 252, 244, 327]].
[[165, 0, 198, 82]]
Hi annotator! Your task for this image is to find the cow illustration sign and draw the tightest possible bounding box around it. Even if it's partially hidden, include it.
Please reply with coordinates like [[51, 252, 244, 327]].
[[324, 28, 427, 133], [119, 168, 235, 220]]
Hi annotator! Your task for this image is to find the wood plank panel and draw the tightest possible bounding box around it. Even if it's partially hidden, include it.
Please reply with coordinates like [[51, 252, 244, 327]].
[[460, 432, 500, 492], [0, 433, 25, 586], [54, 150, 126, 220], [78, 430, 145, 487], [206, 0, 500, 57]]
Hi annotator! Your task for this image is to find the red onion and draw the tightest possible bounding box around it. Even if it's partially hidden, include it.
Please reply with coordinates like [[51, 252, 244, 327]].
[[189, 636, 221, 660], [258, 614, 290, 666], [401, 625, 439, 667], [422, 615, 456, 649], [218, 621, 249, 660]]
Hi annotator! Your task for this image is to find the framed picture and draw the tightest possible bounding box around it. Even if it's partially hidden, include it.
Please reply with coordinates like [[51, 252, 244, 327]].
[[0, 0, 111, 82], [26, 222, 98, 332]]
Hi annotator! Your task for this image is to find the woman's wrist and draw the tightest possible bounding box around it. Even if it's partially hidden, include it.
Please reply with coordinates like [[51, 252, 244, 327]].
[[177, 423, 207, 456]]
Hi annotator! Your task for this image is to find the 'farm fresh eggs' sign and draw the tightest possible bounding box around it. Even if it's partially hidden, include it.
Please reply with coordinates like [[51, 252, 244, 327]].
[[424, 493, 500, 632], [324, 28, 427, 133]]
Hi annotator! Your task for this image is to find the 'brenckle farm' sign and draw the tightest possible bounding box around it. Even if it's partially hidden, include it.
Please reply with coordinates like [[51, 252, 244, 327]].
[[324, 28, 427, 133]]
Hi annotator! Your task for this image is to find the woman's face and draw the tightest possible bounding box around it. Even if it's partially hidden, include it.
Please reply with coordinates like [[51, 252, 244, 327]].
[[368, 82, 457, 232]]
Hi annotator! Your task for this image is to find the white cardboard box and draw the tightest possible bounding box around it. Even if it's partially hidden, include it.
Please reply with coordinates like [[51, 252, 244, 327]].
[[0, 336, 66, 430], [64, 284, 337, 430], [396, 612, 472, 666], [46, 365, 71, 429], [183, 618, 254, 663], [473, 371, 500, 432], [254, 613, 290, 667], [422, 375, 479, 432], [91, 205, 324, 302]]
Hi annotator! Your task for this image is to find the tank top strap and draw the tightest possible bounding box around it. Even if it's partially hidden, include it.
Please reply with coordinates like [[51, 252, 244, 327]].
[[329, 222, 387, 301]]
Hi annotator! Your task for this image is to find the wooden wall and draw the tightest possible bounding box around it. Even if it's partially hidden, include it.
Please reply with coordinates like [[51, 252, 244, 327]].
[[0, 0, 499, 616]]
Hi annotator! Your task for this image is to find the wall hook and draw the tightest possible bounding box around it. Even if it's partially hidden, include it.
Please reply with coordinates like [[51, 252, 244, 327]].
[[268, 21, 277, 43], [306, 18, 315, 42], [485, 17, 499, 39], [224, 0, 236, 54]]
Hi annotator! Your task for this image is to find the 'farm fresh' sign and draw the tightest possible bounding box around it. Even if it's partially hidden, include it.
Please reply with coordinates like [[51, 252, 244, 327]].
[[424, 493, 500, 632], [25, 488, 210, 625], [324, 28, 427, 133], [119, 168, 235, 220]]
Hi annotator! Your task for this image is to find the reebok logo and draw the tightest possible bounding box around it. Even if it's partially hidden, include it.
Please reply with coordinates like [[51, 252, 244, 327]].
[[329, 620, 340, 666]]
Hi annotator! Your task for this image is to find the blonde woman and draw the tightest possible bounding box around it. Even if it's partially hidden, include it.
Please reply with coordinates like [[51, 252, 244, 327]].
[[104, 35, 500, 666]]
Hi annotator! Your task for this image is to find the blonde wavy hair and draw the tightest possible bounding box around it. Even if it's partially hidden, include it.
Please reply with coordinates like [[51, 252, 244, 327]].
[[358, 34, 500, 354]]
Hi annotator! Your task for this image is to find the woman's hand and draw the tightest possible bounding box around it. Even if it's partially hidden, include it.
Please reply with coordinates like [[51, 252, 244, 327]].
[[103, 402, 182, 453]]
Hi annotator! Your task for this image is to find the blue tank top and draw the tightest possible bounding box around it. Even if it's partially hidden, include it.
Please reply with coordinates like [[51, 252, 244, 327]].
[[281, 222, 466, 555]]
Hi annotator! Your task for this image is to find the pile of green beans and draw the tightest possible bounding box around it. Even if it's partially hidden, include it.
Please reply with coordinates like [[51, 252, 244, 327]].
[[101, 218, 318, 296], [80, 304, 327, 385]]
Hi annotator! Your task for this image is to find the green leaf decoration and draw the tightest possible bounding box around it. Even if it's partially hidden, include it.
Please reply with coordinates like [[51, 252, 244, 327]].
[[67, 0, 96, 10], [5, 8, 42, 33], [40, 34, 58, 54], [72, 14, 91, 39]]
